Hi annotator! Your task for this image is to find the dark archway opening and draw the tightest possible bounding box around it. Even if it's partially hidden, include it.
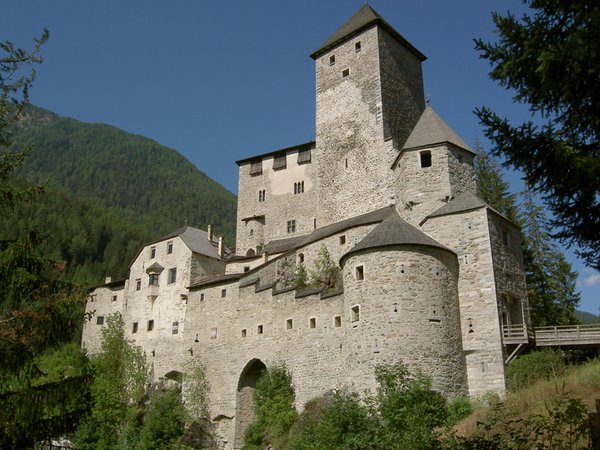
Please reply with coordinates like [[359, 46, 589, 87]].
[[234, 359, 266, 449]]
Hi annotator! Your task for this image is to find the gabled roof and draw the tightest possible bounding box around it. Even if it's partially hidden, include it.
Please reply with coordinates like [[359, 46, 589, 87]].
[[426, 191, 486, 220], [340, 209, 452, 264], [159, 225, 230, 258], [310, 4, 426, 61], [402, 106, 472, 153], [422, 191, 519, 228]]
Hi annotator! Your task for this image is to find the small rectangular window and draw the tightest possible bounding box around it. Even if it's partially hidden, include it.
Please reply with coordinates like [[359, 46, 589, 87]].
[[250, 159, 263, 176], [112, 295, 117, 302], [287, 220, 296, 233], [132, 322, 138, 334], [355, 41, 361, 52], [200, 293, 205, 301], [150, 246, 156, 259], [168, 268, 177, 284], [96, 316, 104, 325], [147, 320, 154, 331], [309, 318, 316, 329], [149, 273, 159, 286], [258, 189, 266, 202], [339, 235, 346, 245], [334, 316, 342, 328], [342, 68, 350, 78], [355, 265, 365, 281], [211, 327, 218, 339], [221, 289, 227, 298], [241, 329, 247, 338], [420, 151, 432, 168], [329, 55, 335, 66], [257, 325, 264, 335], [273, 155, 287, 171], [172, 321, 179, 334], [244, 266, 250, 272], [351, 305, 360, 323], [286, 319, 293, 330], [136, 279, 141, 291], [167, 241, 173, 254]]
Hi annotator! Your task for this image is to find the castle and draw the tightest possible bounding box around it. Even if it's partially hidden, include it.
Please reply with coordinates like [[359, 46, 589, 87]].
[[82, 5, 531, 448]]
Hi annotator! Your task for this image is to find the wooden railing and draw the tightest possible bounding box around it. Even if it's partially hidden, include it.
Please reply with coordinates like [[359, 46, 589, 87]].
[[535, 324, 600, 346], [502, 323, 600, 347], [502, 324, 533, 344]]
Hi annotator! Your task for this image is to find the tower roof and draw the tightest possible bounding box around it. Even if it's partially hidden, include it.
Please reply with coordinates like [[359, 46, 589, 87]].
[[310, 4, 426, 61], [402, 106, 472, 152], [340, 210, 452, 264]]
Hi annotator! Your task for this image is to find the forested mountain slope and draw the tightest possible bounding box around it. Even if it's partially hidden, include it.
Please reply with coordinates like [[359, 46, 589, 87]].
[[11, 105, 236, 240], [2, 105, 237, 287]]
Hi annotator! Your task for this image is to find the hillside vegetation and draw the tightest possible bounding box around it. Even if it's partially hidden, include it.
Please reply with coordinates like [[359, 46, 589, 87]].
[[11, 105, 236, 240], [2, 105, 237, 287]]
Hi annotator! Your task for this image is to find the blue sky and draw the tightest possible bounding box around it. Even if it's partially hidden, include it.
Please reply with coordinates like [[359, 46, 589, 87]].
[[2, 0, 597, 314]]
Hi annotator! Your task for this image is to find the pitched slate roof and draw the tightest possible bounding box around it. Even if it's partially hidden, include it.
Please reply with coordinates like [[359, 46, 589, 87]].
[[426, 191, 486, 220], [402, 106, 472, 153], [310, 4, 426, 61], [261, 205, 394, 255], [340, 210, 452, 264], [423, 191, 519, 227], [188, 273, 245, 290]]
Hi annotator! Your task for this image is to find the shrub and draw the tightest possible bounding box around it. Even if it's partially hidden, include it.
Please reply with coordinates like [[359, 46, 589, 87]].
[[506, 349, 565, 391]]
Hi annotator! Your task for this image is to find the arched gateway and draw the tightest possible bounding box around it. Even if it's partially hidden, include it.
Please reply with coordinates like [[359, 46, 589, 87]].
[[234, 359, 266, 449]]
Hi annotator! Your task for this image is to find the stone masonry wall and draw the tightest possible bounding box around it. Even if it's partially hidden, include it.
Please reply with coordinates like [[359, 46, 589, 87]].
[[394, 144, 454, 226], [315, 26, 390, 226], [422, 209, 507, 396], [81, 284, 125, 354], [342, 246, 467, 397], [236, 145, 318, 256]]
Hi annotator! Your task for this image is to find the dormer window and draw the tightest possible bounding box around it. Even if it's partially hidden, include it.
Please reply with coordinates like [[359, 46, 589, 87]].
[[250, 159, 263, 176], [273, 155, 287, 171]]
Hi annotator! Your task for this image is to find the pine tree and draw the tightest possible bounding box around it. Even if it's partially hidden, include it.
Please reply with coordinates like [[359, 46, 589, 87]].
[[0, 30, 90, 447], [474, 141, 580, 326]]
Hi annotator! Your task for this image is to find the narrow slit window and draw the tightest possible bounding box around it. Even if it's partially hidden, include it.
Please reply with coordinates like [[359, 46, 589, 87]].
[[172, 321, 179, 334], [355, 41, 361, 52], [351, 305, 360, 323], [310, 318, 316, 329], [112, 295, 117, 302], [329, 55, 335, 66], [221, 289, 227, 298], [147, 320, 154, 331], [257, 325, 264, 335], [355, 265, 365, 281], [339, 235, 346, 245], [241, 329, 247, 338], [132, 322, 138, 334]]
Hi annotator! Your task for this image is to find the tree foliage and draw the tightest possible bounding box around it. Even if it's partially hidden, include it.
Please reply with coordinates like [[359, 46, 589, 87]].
[[475, 0, 600, 270], [73, 313, 148, 449], [474, 142, 580, 326], [244, 364, 298, 450], [0, 29, 92, 447], [308, 245, 340, 292]]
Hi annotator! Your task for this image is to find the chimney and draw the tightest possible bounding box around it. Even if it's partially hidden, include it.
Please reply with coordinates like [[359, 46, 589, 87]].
[[218, 235, 224, 258], [207, 224, 213, 241], [105, 276, 112, 284]]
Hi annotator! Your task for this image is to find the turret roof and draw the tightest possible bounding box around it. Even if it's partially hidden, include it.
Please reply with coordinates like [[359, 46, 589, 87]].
[[426, 191, 486, 219], [402, 106, 472, 152], [310, 4, 426, 61], [340, 210, 452, 264]]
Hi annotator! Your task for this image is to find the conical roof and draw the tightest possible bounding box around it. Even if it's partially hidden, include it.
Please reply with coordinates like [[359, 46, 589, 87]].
[[340, 210, 452, 264], [311, 4, 425, 61], [402, 106, 472, 153]]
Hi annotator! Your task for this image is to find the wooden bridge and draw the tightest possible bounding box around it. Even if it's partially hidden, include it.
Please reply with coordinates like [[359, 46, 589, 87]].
[[502, 323, 600, 363]]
